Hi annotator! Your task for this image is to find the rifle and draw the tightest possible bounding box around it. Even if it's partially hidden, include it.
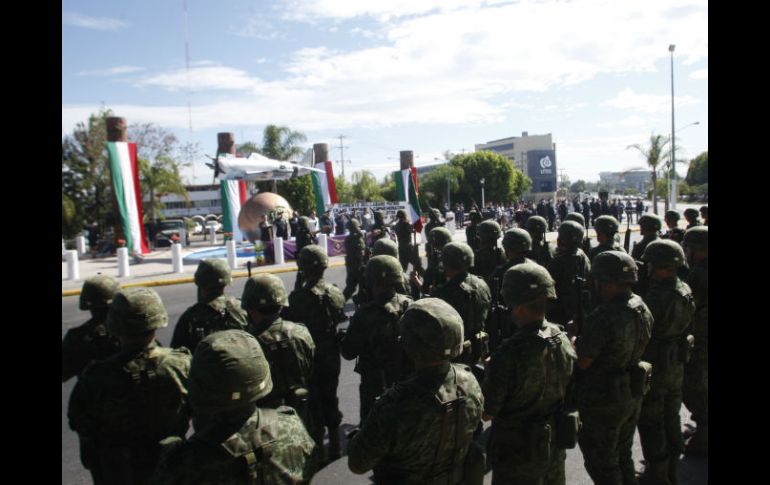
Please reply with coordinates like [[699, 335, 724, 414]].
[[247, 261, 252, 278], [623, 210, 632, 253]]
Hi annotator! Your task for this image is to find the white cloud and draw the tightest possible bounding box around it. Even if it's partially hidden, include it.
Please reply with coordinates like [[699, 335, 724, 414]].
[[77, 65, 145, 76], [601, 89, 700, 114], [597, 115, 651, 128], [689, 68, 708, 80], [229, 15, 281, 39], [62, 12, 128, 31], [136, 66, 263, 92]]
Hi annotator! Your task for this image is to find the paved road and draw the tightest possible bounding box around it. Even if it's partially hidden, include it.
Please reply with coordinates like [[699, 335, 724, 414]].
[[62, 237, 708, 484]]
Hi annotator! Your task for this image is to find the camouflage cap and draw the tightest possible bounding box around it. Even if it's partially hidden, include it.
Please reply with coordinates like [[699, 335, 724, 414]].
[[525, 215, 548, 233], [442, 242, 474, 270], [297, 245, 328, 271], [366, 255, 404, 287], [638, 214, 662, 232], [374, 210, 385, 223], [429, 226, 453, 247], [194, 259, 232, 288], [241, 273, 288, 310], [107, 287, 168, 337], [502, 228, 532, 253], [683, 208, 699, 218], [430, 208, 441, 220], [399, 298, 464, 362], [565, 212, 585, 226], [79, 274, 120, 311], [396, 209, 407, 219], [665, 210, 681, 221], [372, 238, 399, 258], [347, 218, 361, 231], [469, 210, 481, 222], [594, 215, 620, 234], [558, 220, 585, 247], [642, 239, 685, 268], [299, 216, 310, 228], [477, 220, 501, 242], [683, 226, 708, 251], [590, 251, 638, 284], [188, 330, 273, 414], [501, 262, 556, 307]]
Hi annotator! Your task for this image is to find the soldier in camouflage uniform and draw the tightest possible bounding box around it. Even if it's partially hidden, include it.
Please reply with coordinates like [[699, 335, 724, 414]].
[[483, 263, 577, 485], [394, 209, 414, 272], [241, 274, 315, 433], [525, 215, 554, 267], [471, 220, 505, 284], [466, 210, 482, 252], [418, 226, 453, 296], [575, 251, 653, 485], [284, 245, 348, 461], [295, 216, 316, 252], [636, 240, 695, 484], [354, 239, 411, 306], [424, 208, 445, 254], [341, 255, 413, 423], [546, 221, 592, 331], [681, 227, 708, 457], [347, 298, 485, 485], [69, 287, 191, 485], [432, 242, 491, 368], [661, 211, 685, 244], [171, 259, 248, 352], [683, 209, 701, 230], [370, 210, 389, 246], [565, 212, 593, 255], [62, 275, 121, 382], [699, 206, 708, 226], [631, 214, 663, 261], [590, 215, 626, 261], [153, 330, 316, 484], [343, 219, 367, 301]]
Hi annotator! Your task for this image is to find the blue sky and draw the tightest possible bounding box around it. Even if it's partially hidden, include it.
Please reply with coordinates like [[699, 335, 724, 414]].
[[62, 0, 708, 185]]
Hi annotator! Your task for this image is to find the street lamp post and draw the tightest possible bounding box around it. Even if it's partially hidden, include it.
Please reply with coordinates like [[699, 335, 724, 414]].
[[480, 178, 486, 208], [668, 44, 677, 210], [665, 120, 700, 212]]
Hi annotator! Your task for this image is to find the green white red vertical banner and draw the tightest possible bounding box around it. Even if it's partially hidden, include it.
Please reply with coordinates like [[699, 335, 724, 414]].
[[312, 161, 338, 215], [106, 141, 150, 255], [220, 180, 248, 242], [394, 167, 423, 233]]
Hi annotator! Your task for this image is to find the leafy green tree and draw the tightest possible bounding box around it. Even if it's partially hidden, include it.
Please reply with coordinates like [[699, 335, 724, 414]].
[[570, 180, 587, 194], [278, 177, 315, 215], [627, 134, 670, 214], [419, 164, 464, 206], [380, 174, 397, 202], [350, 170, 384, 201], [686, 151, 708, 186], [450, 151, 529, 206], [335, 176, 354, 203]]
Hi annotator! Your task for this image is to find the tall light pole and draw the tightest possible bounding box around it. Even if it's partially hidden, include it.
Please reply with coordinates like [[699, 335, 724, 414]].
[[668, 44, 677, 210], [665, 120, 700, 211], [480, 178, 486, 208]]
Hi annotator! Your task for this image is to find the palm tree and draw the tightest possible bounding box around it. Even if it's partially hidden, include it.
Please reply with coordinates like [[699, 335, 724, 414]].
[[627, 134, 670, 215], [139, 155, 189, 224], [260, 125, 307, 193]]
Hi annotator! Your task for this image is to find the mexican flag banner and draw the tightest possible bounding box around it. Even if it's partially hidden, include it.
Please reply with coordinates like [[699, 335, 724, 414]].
[[106, 142, 150, 255], [220, 179, 248, 242], [311, 161, 338, 215], [394, 167, 423, 233]]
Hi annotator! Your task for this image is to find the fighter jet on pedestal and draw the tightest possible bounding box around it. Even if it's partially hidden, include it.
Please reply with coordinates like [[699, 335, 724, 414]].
[[205, 151, 326, 182]]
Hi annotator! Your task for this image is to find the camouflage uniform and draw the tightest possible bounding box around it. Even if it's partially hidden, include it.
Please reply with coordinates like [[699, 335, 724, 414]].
[[637, 240, 695, 483], [546, 221, 592, 328], [471, 220, 505, 284], [465, 210, 482, 253], [347, 299, 484, 485], [295, 216, 315, 253], [68, 288, 191, 485], [433, 242, 491, 367], [423, 227, 453, 296], [683, 209, 701, 230], [284, 246, 348, 458], [62, 275, 121, 382], [565, 212, 593, 256], [153, 330, 315, 484], [525, 216, 555, 268], [661, 211, 685, 244], [681, 227, 708, 456], [484, 263, 577, 485], [394, 210, 414, 271], [370, 211, 389, 245], [576, 252, 653, 485], [354, 239, 410, 306], [341, 255, 413, 423], [424, 208, 445, 255], [589, 215, 626, 261], [343, 219, 366, 301], [631, 214, 662, 261]]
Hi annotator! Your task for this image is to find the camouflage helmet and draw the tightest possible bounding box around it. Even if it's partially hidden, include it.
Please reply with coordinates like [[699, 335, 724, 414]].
[[442, 242, 474, 270], [429, 227, 453, 247], [477, 220, 501, 243], [188, 330, 273, 414], [79, 274, 120, 311], [107, 287, 168, 337], [590, 251, 638, 284], [346, 218, 361, 232], [683, 208, 699, 219], [665, 210, 681, 222], [565, 212, 585, 226], [372, 238, 399, 258], [558, 221, 585, 247], [429, 208, 442, 220], [682, 226, 708, 251], [366, 255, 404, 287], [374, 210, 385, 223], [194, 259, 232, 288], [469, 210, 481, 223], [399, 298, 464, 362], [297, 245, 328, 271], [642, 239, 685, 268], [501, 262, 556, 307], [502, 228, 532, 253], [638, 214, 662, 232], [594, 215, 620, 235], [299, 216, 310, 229], [396, 209, 407, 219], [241, 273, 288, 310], [525, 215, 548, 233]]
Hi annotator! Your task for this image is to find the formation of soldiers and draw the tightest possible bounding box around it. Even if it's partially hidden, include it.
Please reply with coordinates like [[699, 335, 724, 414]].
[[64, 205, 707, 485]]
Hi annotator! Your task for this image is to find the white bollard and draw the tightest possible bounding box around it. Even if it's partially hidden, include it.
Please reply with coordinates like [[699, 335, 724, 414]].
[[171, 243, 184, 273], [118, 247, 130, 277], [209, 226, 217, 245], [66, 250, 79, 281], [226, 241, 238, 270], [274, 237, 285, 265], [76, 236, 87, 256], [317, 234, 328, 255]]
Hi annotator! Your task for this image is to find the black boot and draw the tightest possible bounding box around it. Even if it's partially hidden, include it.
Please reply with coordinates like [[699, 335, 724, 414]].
[[327, 425, 341, 461]]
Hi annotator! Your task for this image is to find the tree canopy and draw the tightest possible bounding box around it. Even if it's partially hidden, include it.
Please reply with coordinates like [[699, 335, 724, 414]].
[[685, 151, 708, 186], [448, 151, 530, 206]]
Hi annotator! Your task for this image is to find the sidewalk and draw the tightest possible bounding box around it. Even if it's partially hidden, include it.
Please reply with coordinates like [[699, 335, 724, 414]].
[[62, 223, 639, 296]]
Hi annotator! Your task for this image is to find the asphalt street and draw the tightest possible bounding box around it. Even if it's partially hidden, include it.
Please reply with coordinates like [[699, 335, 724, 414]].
[[62, 234, 708, 485]]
